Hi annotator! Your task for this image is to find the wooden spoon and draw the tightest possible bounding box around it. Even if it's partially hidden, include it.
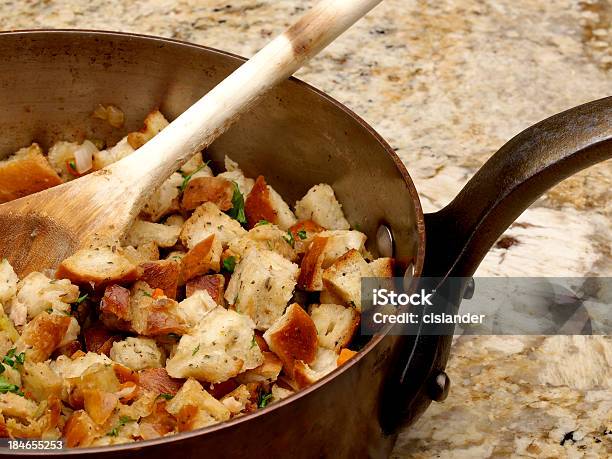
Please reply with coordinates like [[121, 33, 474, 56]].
[[0, 0, 382, 276]]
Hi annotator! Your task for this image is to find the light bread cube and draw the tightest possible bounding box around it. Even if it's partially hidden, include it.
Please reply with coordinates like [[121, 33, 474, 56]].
[[0, 392, 38, 419], [0, 143, 63, 203], [166, 307, 263, 383], [321, 249, 371, 311], [13, 272, 78, 319], [369, 257, 395, 277], [217, 156, 254, 196], [181, 176, 234, 212], [294, 184, 350, 230], [263, 304, 317, 377], [309, 303, 360, 351], [50, 352, 113, 379], [180, 234, 222, 281], [176, 290, 218, 329], [165, 378, 230, 430], [220, 384, 251, 414], [271, 384, 294, 402], [21, 361, 63, 402], [292, 347, 338, 389], [16, 312, 73, 362], [180, 202, 246, 249], [110, 337, 164, 371], [319, 230, 367, 266], [93, 137, 135, 170], [0, 258, 18, 304], [235, 351, 283, 384], [57, 247, 138, 288], [224, 248, 298, 330], [244, 176, 296, 230], [141, 172, 183, 222], [180, 152, 212, 176], [47, 140, 99, 181], [227, 223, 297, 262], [126, 110, 169, 150], [126, 220, 181, 248]]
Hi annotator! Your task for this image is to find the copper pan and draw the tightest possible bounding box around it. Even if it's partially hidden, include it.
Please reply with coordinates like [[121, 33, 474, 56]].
[[0, 30, 610, 458]]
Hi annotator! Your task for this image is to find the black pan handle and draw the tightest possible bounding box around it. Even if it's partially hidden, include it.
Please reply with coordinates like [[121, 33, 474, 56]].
[[381, 96, 612, 434]]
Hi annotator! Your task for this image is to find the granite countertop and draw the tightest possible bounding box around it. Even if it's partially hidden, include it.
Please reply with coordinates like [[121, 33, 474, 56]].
[[2, 0, 610, 457]]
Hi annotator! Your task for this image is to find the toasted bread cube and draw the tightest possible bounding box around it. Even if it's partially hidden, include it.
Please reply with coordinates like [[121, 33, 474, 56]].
[[123, 243, 160, 265], [165, 214, 186, 229], [165, 378, 230, 431], [57, 247, 138, 288], [319, 230, 367, 266], [292, 347, 338, 389], [245, 176, 296, 230], [92, 136, 135, 170], [0, 392, 38, 419], [0, 143, 63, 203], [139, 259, 181, 299], [309, 304, 360, 351], [99, 284, 132, 331], [63, 410, 99, 448], [297, 236, 329, 291], [141, 172, 183, 222], [369, 257, 395, 277], [224, 248, 298, 330], [180, 202, 247, 250], [220, 384, 251, 414], [227, 223, 297, 262], [271, 384, 294, 402], [182, 176, 234, 212], [14, 271, 79, 320], [82, 389, 119, 425], [176, 290, 218, 329], [83, 323, 121, 355], [126, 220, 180, 248], [263, 304, 317, 377], [129, 283, 188, 336], [16, 312, 72, 362], [20, 361, 63, 402], [180, 152, 209, 176], [185, 274, 225, 304], [138, 368, 183, 396], [295, 184, 350, 230], [126, 110, 169, 149], [181, 235, 222, 281], [110, 337, 164, 371], [0, 259, 18, 305], [235, 351, 283, 384], [217, 156, 255, 196], [288, 220, 325, 254], [322, 249, 371, 311], [166, 307, 263, 383]]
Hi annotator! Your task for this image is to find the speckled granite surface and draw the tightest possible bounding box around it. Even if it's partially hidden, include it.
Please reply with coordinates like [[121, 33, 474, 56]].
[[1, 0, 610, 457]]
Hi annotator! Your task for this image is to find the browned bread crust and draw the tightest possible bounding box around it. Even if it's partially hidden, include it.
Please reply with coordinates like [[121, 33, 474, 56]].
[[0, 144, 63, 203]]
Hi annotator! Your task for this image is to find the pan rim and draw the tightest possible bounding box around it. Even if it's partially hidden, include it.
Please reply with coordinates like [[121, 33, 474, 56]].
[[0, 28, 426, 454]]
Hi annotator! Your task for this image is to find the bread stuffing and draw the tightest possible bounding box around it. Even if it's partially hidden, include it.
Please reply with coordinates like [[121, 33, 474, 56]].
[[0, 109, 394, 446]]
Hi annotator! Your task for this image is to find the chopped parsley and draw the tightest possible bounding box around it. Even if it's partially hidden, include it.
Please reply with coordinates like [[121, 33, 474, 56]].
[[107, 416, 133, 437], [222, 256, 236, 273], [68, 160, 76, 170], [0, 376, 23, 396], [297, 229, 307, 240], [142, 291, 152, 298], [179, 162, 209, 192], [255, 220, 270, 226], [73, 293, 89, 306], [283, 231, 295, 248], [258, 391, 273, 408], [158, 393, 174, 400], [3, 349, 25, 368], [226, 182, 247, 225], [192, 344, 200, 356], [0, 364, 4, 374], [250, 336, 257, 349]]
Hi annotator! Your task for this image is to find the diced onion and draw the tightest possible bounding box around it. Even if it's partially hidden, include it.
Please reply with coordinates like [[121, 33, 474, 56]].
[[73, 140, 97, 174]]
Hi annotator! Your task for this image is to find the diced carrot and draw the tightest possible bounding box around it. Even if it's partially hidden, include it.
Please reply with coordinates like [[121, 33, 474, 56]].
[[337, 348, 357, 366]]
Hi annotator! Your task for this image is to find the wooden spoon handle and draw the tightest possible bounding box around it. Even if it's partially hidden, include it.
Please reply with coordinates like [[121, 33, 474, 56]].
[[110, 0, 383, 198]]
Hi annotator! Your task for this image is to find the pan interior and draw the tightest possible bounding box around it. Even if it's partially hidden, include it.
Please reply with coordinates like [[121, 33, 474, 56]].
[[0, 30, 422, 283]]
